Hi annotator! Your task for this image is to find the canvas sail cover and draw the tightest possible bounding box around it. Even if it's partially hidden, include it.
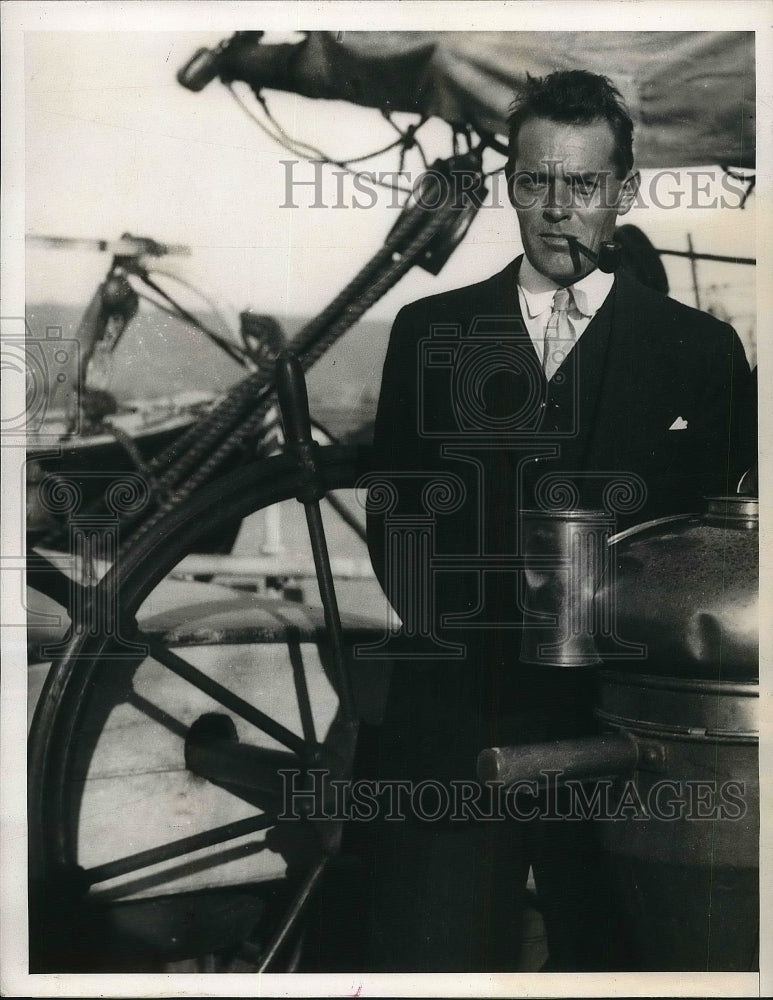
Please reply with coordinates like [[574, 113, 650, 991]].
[[223, 31, 755, 168]]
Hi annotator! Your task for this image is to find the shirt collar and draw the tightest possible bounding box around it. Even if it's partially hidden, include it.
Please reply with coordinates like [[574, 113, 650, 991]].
[[518, 255, 615, 318]]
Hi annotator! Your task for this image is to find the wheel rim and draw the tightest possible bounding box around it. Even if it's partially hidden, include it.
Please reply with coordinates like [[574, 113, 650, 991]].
[[29, 445, 372, 971]]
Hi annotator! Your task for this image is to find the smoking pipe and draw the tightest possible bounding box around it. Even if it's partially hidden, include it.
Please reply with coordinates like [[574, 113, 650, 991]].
[[567, 237, 622, 274]]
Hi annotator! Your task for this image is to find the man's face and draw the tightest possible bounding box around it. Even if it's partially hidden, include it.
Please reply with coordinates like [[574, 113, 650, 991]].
[[509, 116, 637, 285]]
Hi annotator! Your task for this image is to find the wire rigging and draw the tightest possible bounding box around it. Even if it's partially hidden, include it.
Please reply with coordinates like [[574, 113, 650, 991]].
[[225, 82, 439, 194], [720, 165, 756, 209]]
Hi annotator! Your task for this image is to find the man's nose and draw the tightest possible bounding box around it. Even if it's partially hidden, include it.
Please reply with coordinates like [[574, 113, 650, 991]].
[[542, 178, 571, 221], [542, 204, 570, 223]]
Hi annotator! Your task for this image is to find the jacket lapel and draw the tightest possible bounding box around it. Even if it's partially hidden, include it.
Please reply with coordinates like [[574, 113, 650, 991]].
[[464, 260, 648, 470]]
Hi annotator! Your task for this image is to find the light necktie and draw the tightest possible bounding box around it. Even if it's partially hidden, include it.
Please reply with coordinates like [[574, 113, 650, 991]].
[[542, 286, 573, 381]]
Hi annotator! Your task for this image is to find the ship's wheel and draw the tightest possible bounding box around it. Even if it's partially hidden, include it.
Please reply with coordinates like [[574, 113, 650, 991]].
[[28, 358, 380, 972]]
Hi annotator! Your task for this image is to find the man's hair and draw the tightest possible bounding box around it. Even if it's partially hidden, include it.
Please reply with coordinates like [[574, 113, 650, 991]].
[[506, 70, 634, 178]]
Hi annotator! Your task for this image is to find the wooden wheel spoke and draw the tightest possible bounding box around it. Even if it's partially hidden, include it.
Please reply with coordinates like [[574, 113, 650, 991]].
[[84, 812, 276, 886], [257, 856, 328, 972], [144, 635, 308, 756], [324, 491, 367, 544], [287, 637, 317, 746], [125, 689, 189, 740], [89, 837, 272, 902]]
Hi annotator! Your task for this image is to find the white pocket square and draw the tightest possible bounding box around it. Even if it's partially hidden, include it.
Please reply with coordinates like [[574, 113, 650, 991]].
[[669, 416, 688, 430]]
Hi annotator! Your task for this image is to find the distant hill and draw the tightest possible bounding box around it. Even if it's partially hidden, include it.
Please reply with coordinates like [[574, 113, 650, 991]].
[[25, 302, 389, 439]]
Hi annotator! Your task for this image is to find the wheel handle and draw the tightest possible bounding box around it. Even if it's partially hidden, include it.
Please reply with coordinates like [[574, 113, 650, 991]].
[[276, 351, 314, 451], [276, 351, 356, 725]]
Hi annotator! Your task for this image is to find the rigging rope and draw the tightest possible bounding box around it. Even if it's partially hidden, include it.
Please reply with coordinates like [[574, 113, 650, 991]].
[[117, 190, 462, 553]]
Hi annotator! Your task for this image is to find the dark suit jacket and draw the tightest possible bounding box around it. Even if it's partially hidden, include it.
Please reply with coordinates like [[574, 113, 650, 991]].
[[360, 259, 754, 975], [367, 257, 753, 642]]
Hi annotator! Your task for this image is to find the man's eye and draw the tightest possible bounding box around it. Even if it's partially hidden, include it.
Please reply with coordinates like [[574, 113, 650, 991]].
[[569, 177, 596, 196], [516, 174, 547, 188]]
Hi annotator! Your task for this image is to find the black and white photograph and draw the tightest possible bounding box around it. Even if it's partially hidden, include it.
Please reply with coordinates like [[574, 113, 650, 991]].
[[1, 1, 771, 996]]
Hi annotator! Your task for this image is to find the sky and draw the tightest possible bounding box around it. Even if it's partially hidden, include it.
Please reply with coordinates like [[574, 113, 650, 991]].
[[23, 28, 758, 360]]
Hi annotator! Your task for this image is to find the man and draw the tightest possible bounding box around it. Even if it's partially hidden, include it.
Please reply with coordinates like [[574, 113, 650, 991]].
[[362, 71, 753, 971]]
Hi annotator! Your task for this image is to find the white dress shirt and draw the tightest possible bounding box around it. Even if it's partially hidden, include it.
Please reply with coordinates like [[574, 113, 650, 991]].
[[516, 257, 615, 368]]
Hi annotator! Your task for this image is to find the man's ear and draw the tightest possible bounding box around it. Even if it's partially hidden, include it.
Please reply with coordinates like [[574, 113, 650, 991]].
[[617, 170, 640, 216]]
